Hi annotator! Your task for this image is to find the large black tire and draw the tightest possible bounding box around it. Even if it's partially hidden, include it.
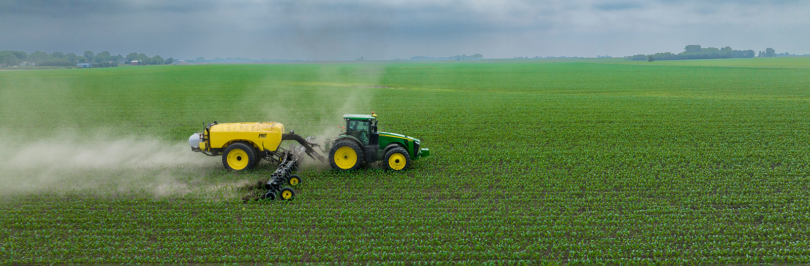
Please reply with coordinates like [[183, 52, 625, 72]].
[[329, 139, 364, 171], [250, 149, 262, 169], [222, 143, 257, 171], [384, 147, 412, 171]]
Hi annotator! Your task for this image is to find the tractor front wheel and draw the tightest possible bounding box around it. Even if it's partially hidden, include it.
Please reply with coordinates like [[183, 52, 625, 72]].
[[222, 143, 257, 171], [329, 140, 363, 171], [385, 147, 412, 171]]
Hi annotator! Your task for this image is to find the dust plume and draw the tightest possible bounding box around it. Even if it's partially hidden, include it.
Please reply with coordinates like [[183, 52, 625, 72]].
[[247, 63, 385, 169], [0, 132, 236, 197]]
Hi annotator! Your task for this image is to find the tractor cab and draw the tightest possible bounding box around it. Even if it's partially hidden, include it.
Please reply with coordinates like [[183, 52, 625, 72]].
[[343, 113, 378, 145]]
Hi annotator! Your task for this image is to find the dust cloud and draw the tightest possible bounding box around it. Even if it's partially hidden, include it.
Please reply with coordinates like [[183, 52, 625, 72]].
[[0, 133, 236, 197], [251, 63, 384, 168], [0, 63, 388, 198]]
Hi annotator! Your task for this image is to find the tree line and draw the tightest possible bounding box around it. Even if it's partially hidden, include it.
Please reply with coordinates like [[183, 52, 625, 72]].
[[626, 45, 758, 61], [0, 50, 174, 67]]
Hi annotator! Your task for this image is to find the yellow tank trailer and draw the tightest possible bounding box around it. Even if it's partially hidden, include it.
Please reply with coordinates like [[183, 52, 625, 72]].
[[190, 121, 324, 201], [190, 122, 286, 170], [208, 122, 285, 154], [190, 121, 323, 171]]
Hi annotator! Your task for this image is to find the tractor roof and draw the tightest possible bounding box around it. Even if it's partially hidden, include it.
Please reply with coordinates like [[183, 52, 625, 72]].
[[343, 114, 376, 120]]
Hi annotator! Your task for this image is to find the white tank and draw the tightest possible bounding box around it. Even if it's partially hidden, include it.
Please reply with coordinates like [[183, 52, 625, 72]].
[[188, 133, 204, 149]]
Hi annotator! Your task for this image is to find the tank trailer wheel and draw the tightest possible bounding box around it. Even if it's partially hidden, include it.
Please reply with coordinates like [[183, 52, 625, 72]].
[[385, 147, 412, 171], [251, 149, 262, 169], [329, 140, 363, 171], [222, 143, 257, 171], [280, 187, 295, 201], [288, 174, 301, 187]]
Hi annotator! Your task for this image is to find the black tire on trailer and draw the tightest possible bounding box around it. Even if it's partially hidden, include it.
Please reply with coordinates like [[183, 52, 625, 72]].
[[222, 142, 257, 171], [287, 174, 301, 187], [250, 149, 262, 169], [384, 147, 412, 171], [279, 187, 295, 201], [328, 139, 364, 171]]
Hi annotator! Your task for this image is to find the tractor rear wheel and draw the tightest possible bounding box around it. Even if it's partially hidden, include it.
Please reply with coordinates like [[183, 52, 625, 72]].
[[329, 140, 363, 171], [385, 147, 411, 171], [222, 143, 257, 171]]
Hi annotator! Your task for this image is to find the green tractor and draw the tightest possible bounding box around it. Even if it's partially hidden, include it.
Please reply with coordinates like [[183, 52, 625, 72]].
[[328, 112, 429, 171]]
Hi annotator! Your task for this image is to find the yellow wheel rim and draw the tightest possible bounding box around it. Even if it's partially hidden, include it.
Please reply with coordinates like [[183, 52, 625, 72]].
[[281, 190, 293, 200], [388, 153, 407, 170], [289, 177, 299, 186], [334, 146, 357, 169], [226, 148, 249, 170]]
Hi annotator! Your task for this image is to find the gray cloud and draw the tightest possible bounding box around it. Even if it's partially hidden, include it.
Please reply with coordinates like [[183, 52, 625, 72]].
[[0, 0, 219, 17], [594, 2, 645, 11], [0, 0, 808, 59]]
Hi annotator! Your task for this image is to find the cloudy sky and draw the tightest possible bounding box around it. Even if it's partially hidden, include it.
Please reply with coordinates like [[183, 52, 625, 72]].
[[1, 0, 808, 60]]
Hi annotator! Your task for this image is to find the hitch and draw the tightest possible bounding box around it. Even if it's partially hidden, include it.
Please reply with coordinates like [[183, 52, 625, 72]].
[[282, 133, 326, 163]]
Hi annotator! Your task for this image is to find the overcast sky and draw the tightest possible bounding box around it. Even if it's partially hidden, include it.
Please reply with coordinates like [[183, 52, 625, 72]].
[[1, 0, 808, 60]]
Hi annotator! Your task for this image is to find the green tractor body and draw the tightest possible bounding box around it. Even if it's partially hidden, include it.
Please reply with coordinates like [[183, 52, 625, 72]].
[[328, 113, 429, 171]]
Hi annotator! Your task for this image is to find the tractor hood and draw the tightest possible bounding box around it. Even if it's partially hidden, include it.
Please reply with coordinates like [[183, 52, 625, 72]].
[[378, 132, 420, 143], [378, 131, 429, 158]]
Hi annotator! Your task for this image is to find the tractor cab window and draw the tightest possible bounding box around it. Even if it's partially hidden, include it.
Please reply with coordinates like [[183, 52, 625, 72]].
[[347, 120, 370, 143]]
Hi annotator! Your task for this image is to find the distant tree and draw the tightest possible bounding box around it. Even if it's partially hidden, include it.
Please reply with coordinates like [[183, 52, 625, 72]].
[[91, 61, 117, 68], [11, 51, 28, 61], [137, 53, 149, 63], [84, 51, 95, 62], [0, 53, 21, 66], [684, 45, 702, 53], [51, 52, 65, 59], [628, 45, 756, 61], [765, 48, 775, 57], [164, 57, 174, 64], [152, 55, 164, 65], [647, 56, 654, 62], [95, 51, 111, 63], [125, 52, 139, 63], [66, 53, 78, 63], [195, 57, 205, 62], [112, 54, 123, 62], [721, 47, 732, 58], [732, 50, 755, 58], [29, 51, 50, 63]]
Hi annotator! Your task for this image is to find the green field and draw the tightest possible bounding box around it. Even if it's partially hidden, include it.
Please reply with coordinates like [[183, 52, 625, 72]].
[[2, 59, 810, 264]]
